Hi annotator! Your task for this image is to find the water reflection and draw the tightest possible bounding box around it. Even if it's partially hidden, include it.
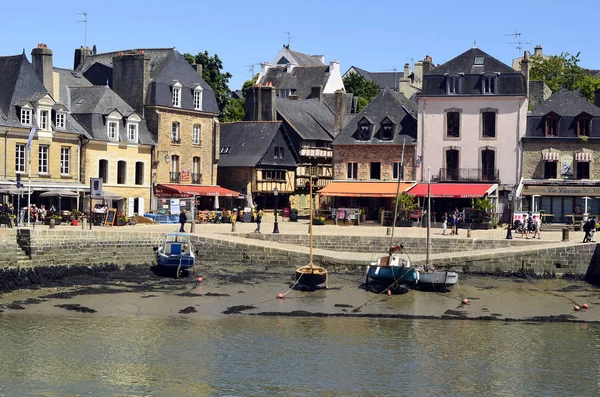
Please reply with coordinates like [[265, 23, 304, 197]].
[[1, 314, 599, 396]]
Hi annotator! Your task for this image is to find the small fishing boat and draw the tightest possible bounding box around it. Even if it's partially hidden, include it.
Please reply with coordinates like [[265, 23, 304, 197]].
[[417, 268, 459, 290], [366, 245, 419, 288], [156, 232, 195, 276]]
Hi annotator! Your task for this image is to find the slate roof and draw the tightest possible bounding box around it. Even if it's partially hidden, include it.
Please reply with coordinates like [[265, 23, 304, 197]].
[[346, 66, 403, 89], [530, 88, 600, 117], [219, 122, 296, 167], [69, 86, 155, 144], [586, 69, 600, 78], [421, 47, 526, 96], [335, 88, 417, 145], [276, 48, 325, 67], [276, 98, 334, 141], [323, 92, 355, 116], [53, 67, 92, 104], [260, 65, 330, 99], [77, 48, 219, 114]]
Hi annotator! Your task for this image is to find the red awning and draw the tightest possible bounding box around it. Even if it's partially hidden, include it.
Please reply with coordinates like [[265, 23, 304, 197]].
[[154, 184, 240, 198], [407, 183, 497, 198], [319, 181, 415, 197]]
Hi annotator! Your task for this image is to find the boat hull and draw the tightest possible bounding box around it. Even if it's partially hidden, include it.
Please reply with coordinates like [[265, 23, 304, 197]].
[[367, 265, 419, 284], [418, 271, 458, 289], [295, 266, 328, 288], [156, 254, 195, 269]]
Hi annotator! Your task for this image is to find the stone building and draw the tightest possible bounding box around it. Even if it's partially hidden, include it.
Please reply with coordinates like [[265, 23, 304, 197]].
[[324, 87, 417, 221], [74, 48, 222, 211], [416, 47, 528, 218], [0, 47, 84, 212], [519, 89, 600, 221]]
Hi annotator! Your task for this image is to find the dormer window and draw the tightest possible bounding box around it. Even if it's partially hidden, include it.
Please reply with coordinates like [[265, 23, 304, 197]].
[[446, 74, 461, 95], [220, 147, 231, 154], [577, 113, 591, 137], [126, 114, 140, 143], [38, 109, 50, 130], [482, 75, 497, 94], [193, 86, 203, 110], [20, 108, 32, 126], [358, 123, 371, 141], [55, 112, 66, 130], [107, 111, 121, 141], [172, 82, 182, 107], [544, 112, 559, 137], [381, 123, 394, 140]]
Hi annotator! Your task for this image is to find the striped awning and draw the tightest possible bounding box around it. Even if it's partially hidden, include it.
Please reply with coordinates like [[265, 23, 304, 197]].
[[576, 152, 592, 162], [543, 152, 559, 162]]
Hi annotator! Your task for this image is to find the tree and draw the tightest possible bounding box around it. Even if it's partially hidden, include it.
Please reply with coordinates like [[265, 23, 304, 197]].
[[242, 73, 259, 97], [221, 98, 245, 122], [342, 73, 380, 111], [183, 51, 232, 111], [530, 52, 600, 103]]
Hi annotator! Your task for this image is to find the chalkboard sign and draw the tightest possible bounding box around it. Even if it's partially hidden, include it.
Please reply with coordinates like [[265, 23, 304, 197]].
[[104, 208, 117, 226]]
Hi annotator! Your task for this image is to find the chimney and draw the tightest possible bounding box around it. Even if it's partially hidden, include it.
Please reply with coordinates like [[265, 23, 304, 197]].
[[310, 86, 323, 103], [413, 61, 423, 88], [595, 89, 600, 108], [399, 77, 412, 97], [403, 63, 411, 77], [286, 62, 294, 73], [192, 63, 203, 76], [534, 45, 543, 57], [422, 56, 433, 74], [112, 52, 150, 116], [329, 60, 341, 76], [73, 46, 92, 70], [244, 85, 276, 121], [333, 90, 346, 136], [520, 51, 530, 98], [319, 55, 325, 64], [31, 44, 54, 97]]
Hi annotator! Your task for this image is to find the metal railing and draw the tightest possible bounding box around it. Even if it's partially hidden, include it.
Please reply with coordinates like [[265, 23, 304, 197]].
[[192, 173, 202, 184], [170, 172, 181, 183], [436, 168, 499, 182]]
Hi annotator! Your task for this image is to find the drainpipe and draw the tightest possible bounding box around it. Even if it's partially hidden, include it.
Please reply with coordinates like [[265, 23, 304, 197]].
[[4, 128, 9, 179]]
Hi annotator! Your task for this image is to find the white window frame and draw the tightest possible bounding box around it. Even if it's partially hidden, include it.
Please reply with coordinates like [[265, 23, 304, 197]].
[[38, 145, 49, 174], [38, 109, 50, 130], [446, 74, 461, 95], [193, 157, 201, 174], [55, 112, 66, 129], [60, 147, 70, 175], [20, 108, 32, 126], [483, 74, 498, 94], [347, 162, 358, 179], [127, 123, 138, 143], [193, 86, 203, 110], [172, 82, 182, 108], [15, 143, 26, 173], [108, 121, 119, 141], [193, 124, 201, 145], [172, 122, 180, 143]]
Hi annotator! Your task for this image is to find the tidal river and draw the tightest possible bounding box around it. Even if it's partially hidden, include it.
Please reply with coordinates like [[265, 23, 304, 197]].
[[0, 314, 599, 397]]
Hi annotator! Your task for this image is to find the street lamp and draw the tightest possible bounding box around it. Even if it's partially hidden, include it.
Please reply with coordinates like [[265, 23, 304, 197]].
[[273, 187, 279, 233], [506, 191, 514, 239]]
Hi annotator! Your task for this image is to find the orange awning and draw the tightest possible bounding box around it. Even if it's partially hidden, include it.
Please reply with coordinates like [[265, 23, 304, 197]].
[[155, 184, 240, 198], [319, 181, 415, 198]]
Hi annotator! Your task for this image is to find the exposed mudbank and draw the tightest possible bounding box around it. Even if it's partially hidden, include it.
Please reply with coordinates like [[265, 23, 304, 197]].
[[55, 304, 97, 313]]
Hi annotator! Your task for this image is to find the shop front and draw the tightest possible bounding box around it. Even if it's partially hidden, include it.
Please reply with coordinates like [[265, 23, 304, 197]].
[[519, 180, 600, 223], [153, 184, 242, 214]]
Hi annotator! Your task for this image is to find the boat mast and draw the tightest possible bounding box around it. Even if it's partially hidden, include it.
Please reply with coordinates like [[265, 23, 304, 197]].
[[309, 175, 314, 269], [426, 167, 431, 266], [390, 138, 406, 247]]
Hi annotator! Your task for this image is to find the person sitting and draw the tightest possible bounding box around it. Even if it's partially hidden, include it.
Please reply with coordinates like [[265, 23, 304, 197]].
[[38, 204, 47, 222]]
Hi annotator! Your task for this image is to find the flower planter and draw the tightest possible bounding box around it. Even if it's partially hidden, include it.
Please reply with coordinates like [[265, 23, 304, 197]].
[[312, 219, 325, 225], [71, 219, 78, 226], [45, 218, 62, 226]]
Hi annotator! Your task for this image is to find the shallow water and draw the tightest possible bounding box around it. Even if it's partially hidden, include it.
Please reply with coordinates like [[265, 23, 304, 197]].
[[0, 313, 599, 396]]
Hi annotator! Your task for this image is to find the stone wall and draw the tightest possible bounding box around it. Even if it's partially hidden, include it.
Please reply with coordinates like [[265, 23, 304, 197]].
[[333, 144, 416, 181], [522, 141, 600, 179]]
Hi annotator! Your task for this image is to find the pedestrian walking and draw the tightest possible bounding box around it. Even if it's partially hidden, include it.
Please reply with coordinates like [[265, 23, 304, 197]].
[[532, 214, 542, 239], [590, 216, 597, 242], [179, 210, 187, 233], [254, 210, 262, 233], [583, 218, 592, 243], [442, 212, 448, 235], [454, 208, 461, 235], [450, 213, 456, 235]]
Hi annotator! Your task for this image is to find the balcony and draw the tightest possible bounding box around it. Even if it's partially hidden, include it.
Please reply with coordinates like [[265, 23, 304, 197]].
[[299, 147, 333, 158], [436, 168, 499, 182], [192, 173, 202, 184], [171, 138, 181, 144], [170, 172, 181, 183]]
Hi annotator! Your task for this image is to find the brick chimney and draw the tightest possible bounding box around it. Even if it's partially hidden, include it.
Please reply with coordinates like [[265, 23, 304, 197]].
[[244, 85, 276, 121], [333, 90, 346, 136], [310, 86, 323, 103], [520, 51, 530, 98], [192, 63, 203, 76], [112, 51, 150, 116], [31, 44, 54, 97], [73, 46, 92, 70], [534, 45, 543, 57]]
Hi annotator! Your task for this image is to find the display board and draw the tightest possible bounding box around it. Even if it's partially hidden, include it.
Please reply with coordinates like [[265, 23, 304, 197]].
[[104, 208, 117, 226]]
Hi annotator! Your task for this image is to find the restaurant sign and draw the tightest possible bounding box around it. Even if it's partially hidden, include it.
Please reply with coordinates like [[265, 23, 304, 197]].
[[154, 185, 194, 198], [523, 184, 600, 196]]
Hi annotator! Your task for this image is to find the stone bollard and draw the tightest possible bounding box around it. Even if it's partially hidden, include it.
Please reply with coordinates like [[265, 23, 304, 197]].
[[467, 229, 472, 238], [387, 227, 391, 235], [231, 222, 236, 232], [562, 228, 569, 242], [49, 218, 55, 229], [81, 218, 86, 229]]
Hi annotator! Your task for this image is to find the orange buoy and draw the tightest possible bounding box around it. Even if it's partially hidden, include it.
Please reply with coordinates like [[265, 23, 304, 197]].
[[574, 305, 580, 311], [196, 277, 203, 283], [277, 293, 284, 299], [462, 298, 469, 305], [387, 290, 392, 296], [583, 304, 589, 309]]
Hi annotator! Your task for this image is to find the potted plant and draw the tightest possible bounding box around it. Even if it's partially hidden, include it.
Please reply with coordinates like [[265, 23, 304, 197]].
[[359, 208, 367, 223], [395, 193, 418, 227], [312, 216, 326, 225], [472, 197, 494, 229], [71, 209, 81, 226], [117, 212, 127, 226]]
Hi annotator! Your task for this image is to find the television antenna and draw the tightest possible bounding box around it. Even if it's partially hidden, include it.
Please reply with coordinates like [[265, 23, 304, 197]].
[[505, 31, 531, 55], [245, 63, 262, 78], [384, 66, 398, 90], [284, 32, 291, 47], [77, 12, 88, 47], [405, 57, 415, 70]]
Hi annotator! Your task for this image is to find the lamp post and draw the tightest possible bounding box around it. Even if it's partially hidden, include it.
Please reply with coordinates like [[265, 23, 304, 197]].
[[506, 191, 514, 239], [273, 187, 279, 233]]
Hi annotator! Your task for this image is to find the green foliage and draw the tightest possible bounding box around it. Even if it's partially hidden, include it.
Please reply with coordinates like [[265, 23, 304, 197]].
[[183, 51, 232, 111], [242, 74, 259, 98], [530, 52, 600, 102], [473, 198, 493, 213], [581, 135, 589, 143], [221, 98, 245, 122], [343, 73, 380, 110], [395, 193, 417, 220]]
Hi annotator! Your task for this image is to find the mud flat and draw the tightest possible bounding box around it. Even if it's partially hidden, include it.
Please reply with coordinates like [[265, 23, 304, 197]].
[[1, 263, 600, 322]]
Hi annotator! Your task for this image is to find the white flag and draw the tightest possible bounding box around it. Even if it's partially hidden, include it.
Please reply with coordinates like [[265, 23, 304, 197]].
[[27, 127, 36, 153]]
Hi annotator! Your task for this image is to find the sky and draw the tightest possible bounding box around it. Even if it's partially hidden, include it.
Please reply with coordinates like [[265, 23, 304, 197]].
[[1, 0, 598, 90]]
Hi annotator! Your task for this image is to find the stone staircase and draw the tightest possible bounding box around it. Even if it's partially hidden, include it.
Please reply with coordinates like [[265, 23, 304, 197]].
[[0, 229, 31, 267]]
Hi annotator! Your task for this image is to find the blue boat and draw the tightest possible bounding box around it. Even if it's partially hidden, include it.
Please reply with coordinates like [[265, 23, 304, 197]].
[[365, 246, 419, 289], [156, 232, 196, 276]]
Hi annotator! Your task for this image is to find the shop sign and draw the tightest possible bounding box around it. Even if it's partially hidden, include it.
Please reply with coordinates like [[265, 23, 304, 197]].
[[523, 184, 600, 196], [182, 169, 190, 182]]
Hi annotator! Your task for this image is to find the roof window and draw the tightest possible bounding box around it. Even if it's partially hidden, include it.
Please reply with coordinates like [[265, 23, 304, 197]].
[[474, 56, 485, 65]]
